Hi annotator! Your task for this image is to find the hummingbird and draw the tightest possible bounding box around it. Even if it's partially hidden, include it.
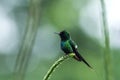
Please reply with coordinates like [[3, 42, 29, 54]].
[[55, 30, 92, 69]]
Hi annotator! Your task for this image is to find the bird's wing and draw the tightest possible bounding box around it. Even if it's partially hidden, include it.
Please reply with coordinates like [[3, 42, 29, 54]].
[[69, 40, 92, 69], [69, 40, 78, 49], [69, 40, 82, 61]]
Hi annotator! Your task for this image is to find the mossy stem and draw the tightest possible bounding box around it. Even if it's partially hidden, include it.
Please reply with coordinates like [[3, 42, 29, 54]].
[[43, 53, 75, 80], [100, 0, 113, 80]]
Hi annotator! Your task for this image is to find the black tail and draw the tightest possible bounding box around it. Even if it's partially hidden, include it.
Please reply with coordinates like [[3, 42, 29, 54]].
[[74, 50, 92, 69], [81, 56, 93, 69]]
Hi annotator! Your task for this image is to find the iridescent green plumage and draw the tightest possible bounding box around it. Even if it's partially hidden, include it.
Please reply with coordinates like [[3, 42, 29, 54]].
[[57, 30, 92, 69]]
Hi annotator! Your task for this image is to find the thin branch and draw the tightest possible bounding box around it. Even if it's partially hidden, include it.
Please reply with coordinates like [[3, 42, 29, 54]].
[[43, 53, 75, 80]]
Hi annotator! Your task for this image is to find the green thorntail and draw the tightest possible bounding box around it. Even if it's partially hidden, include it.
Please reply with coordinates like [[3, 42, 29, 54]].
[[55, 30, 92, 69]]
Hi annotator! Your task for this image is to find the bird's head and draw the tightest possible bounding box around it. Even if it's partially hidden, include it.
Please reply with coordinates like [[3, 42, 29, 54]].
[[55, 30, 70, 41]]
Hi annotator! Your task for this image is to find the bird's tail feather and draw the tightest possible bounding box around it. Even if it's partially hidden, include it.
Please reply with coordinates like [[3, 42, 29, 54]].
[[81, 56, 93, 69], [74, 50, 92, 69]]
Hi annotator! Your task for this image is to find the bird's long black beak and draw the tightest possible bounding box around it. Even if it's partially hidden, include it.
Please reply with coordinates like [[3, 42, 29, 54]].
[[54, 32, 59, 35]]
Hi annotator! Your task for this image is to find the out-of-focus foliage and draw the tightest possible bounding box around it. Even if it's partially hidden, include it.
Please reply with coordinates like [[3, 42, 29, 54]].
[[41, 0, 79, 28], [0, 0, 120, 80]]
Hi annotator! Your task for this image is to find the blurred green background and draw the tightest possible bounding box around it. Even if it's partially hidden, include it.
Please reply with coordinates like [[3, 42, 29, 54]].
[[0, 0, 120, 80]]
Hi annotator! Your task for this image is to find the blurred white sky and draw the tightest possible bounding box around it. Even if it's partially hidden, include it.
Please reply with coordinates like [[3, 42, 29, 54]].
[[0, 6, 19, 54], [106, 0, 120, 48], [80, 0, 120, 48]]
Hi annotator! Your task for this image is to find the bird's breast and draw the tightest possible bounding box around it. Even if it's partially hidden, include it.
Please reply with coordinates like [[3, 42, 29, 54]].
[[61, 41, 65, 48], [61, 41, 73, 53], [61, 41, 68, 49]]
